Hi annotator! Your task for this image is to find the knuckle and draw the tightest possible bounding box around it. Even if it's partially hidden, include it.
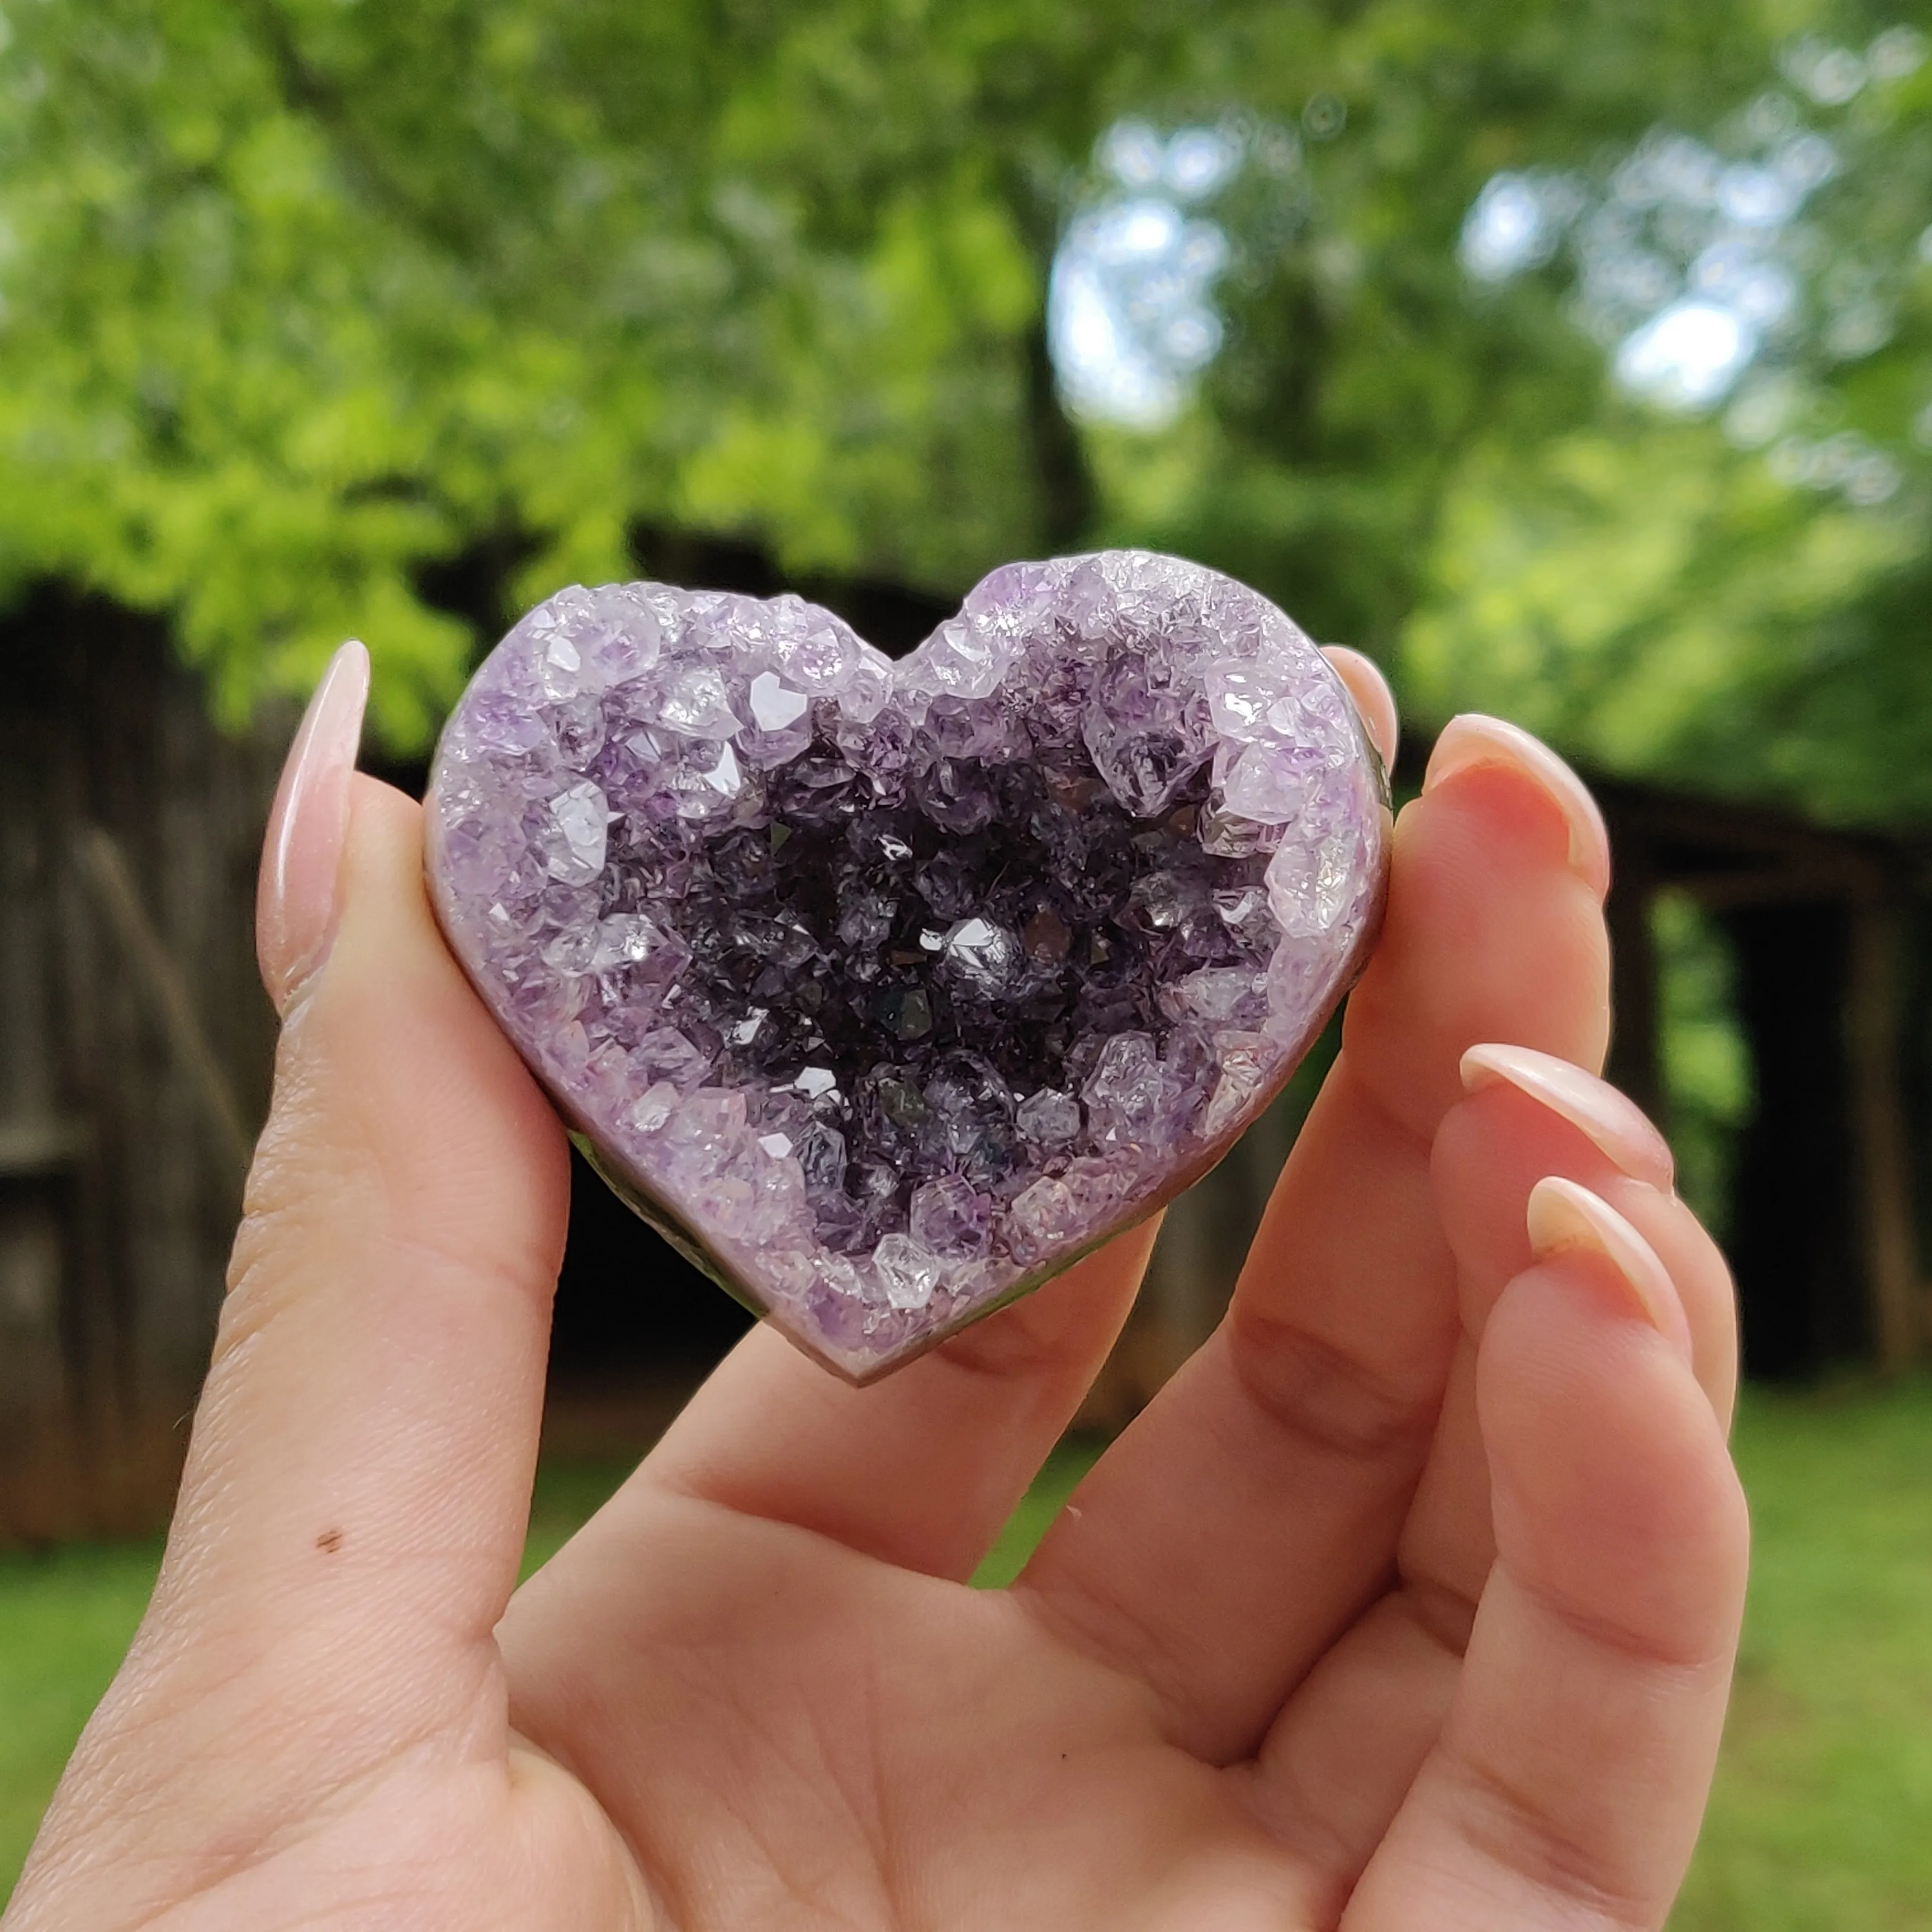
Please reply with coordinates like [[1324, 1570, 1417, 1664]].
[[1227, 1301, 1439, 1464], [1442, 1746, 1658, 1929]]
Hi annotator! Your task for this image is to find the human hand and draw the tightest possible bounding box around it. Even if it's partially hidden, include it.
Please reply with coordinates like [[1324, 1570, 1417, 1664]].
[[5, 643, 1746, 1931]]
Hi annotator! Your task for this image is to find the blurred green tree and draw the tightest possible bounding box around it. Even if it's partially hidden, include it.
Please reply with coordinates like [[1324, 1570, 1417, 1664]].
[[8, 0, 1917, 806], [1393, 16, 1932, 821]]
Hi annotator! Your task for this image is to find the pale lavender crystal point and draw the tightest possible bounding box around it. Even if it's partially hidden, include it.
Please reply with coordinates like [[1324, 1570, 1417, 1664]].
[[424, 553, 1390, 1382]]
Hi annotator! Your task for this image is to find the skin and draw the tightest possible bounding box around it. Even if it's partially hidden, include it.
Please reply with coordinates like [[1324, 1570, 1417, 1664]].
[[4, 679, 1748, 1932]]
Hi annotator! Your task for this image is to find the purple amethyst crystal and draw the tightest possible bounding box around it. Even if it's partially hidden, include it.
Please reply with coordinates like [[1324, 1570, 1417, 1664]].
[[425, 552, 1390, 1381]]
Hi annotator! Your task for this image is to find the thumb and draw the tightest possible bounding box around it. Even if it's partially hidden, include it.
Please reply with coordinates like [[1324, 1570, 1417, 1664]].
[[182, 772, 569, 1666], [26, 647, 569, 1900]]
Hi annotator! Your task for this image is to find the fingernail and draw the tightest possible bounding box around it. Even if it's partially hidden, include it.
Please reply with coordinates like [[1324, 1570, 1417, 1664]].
[[1462, 1044, 1675, 1190], [1423, 715, 1611, 900], [1321, 645, 1399, 769], [1527, 1176, 1690, 1357], [257, 642, 370, 1015]]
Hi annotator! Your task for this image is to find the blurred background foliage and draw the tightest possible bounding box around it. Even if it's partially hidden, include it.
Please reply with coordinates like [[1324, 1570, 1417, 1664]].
[[0, 0, 1925, 821]]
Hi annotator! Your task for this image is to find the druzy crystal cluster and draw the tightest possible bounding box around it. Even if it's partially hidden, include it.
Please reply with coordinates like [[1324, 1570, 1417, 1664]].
[[425, 552, 1389, 1380]]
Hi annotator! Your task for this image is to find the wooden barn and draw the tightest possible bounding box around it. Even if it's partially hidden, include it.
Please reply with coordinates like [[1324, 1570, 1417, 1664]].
[[4, 562, 1931, 1541], [1, 590, 281, 1540]]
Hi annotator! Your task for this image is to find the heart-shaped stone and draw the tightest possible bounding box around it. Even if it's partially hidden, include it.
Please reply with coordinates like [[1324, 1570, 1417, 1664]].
[[425, 552, 1389, 1381]]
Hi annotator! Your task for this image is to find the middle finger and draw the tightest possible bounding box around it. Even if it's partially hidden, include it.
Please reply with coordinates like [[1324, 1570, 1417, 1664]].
[[1015, 719, 1613, 1763]]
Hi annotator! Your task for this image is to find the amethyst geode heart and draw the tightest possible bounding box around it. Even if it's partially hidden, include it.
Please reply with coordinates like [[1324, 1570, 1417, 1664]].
[[425, 552, 1389, 1381]]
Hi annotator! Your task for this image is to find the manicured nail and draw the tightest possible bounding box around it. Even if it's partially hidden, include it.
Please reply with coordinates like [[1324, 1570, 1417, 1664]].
[[1321, 645, 1399, 769], [257, 642, 370, 1015], [1462, 1044, 1675, 1190], [1422, 714, 1611, 899], [1527, 1176, 1690, 1357]]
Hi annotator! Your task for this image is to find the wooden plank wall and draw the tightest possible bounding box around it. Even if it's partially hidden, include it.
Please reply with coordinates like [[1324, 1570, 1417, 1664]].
[[0, 593, 281, 1541], [1593, 778, 1932, 1379]]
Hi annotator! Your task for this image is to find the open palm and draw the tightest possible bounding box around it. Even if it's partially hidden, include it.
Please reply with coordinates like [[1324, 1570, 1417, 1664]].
[[6, 704, 1745, 1932]]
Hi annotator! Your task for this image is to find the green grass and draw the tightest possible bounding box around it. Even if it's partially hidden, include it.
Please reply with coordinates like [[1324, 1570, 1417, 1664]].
[[1673, 1379, 1932, 1931], [0, 1535, 165, 1906], [4, 1391, 1931, 1922], [521, 1455, 639, 1576], [969, 1433, 1105, 1588]]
